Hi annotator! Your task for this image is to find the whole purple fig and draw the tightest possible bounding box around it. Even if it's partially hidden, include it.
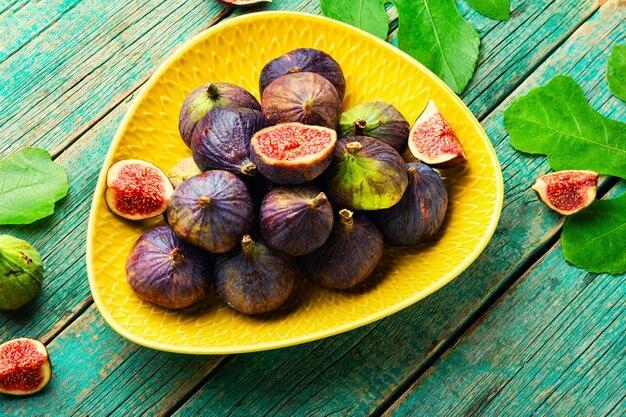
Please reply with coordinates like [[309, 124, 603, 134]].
[[298, 209, 383, 289], [372, 163, 448, 245], [260, 48, 346, 100], [191, 107, 267, 176], [167, 170, 255, 253], [126, 226, 211, 309], [260, 185, 333, 256], [179, 82, 261, 147], [215, 235, 297, 314]]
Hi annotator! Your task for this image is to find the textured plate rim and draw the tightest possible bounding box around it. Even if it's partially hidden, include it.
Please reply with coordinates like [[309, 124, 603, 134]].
[[86, 11, 504, 355]]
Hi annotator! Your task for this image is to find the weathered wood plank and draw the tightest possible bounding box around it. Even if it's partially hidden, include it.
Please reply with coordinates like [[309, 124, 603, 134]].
[[173, 4, 626, 416], [385, 182, 626, 417]]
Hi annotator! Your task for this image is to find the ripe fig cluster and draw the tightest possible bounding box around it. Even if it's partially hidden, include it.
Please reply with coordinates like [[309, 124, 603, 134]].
[[104, 48, 468, 315]]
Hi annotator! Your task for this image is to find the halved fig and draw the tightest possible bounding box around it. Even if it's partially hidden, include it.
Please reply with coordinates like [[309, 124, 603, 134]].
[[408, 100, 467, 168], [250, 122, 337, 184], [168, 157, 201, 188], [0, 338, 51, 395], [105, 159, 174, 220], [531, 170, 598, 215], [261, 72, 342, 129], [260, 48, 346, 100]]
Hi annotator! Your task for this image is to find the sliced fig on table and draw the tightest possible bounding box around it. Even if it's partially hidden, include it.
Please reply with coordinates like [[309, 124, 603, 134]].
[[250, 122, 337, 184], [260, 48, 346, 100], [372, 163, 448, 246], [298, 209, 383, 289], [168, 157, 201, 188], [261, 72, 342, 129], [215, 235, 297, 315], [338, 100, 410, 153], [260, 185, 334, 256], [179, 82, 260, 147], [191, 107, 267, 176], [408, 100, 467, 169], [0, 338, 51, 395], [532, 170, 598, 215], [105, 159, 174, 220]]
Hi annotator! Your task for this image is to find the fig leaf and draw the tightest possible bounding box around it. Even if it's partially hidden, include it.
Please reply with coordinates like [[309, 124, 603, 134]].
[[465, 0, 510, 21], [607, 45, 626, 102], [320, 0, 480, 94], [504, 75, 626, 179], [562, 191, 626, 275], [0, 148, 69, 225]]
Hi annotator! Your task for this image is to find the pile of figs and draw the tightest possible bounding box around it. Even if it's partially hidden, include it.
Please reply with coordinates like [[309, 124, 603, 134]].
[[105, 48, 467, 315]]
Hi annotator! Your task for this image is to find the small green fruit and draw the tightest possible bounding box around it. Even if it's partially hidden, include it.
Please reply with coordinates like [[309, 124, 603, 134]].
[[0, 235, 44, 310]]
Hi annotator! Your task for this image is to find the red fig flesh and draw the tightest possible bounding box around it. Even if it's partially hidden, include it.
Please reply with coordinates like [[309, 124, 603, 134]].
[[532, 170, 598, 215], [0, 338, 51, 395], [105, 159, 174, 220], [409, 100, 467, 168]]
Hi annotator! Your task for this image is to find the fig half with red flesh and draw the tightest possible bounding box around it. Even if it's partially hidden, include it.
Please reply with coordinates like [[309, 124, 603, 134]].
[[409, 100, 467, 169], [532, 170, 598, 215], [0, 338, 51, 395], [261, 72, 342, 129], [105, 159, 174, 220], [250, 122, 337, 184]]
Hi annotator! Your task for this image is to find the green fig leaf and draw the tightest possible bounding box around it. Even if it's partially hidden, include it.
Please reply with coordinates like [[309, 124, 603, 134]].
[[465, 0, 510, 21], [562, 192, 626, 275], [0, 147, 69, 225], [320, 0, 480, 94], [607, 45, 626, 102], [504, 75, 626, 179]]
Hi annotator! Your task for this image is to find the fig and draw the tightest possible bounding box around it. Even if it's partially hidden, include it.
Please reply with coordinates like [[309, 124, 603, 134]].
[[260, 185, 333, 256], [221, 0, 271, 5], [261, 72, 342, 129], [191, 107, 267, 176], [179, 82, 261, 147], [338, 101, 410, 153], [167, 170, 255, 253], [168, 157, 201, 188], [260, 48, 346, 100], [105, 159, 174, 220], [215, 235, 297, 314], [0, 338, 51, 395], [250, 122, 337, 184], [408, 100, 467, 168], [126, 226, 211, 309], [298, 209, 383, 289], [0, 235, 43, 310], [325, 136, 408, 210], [372, 163, 448, 245], [532, 170, 598, 215]]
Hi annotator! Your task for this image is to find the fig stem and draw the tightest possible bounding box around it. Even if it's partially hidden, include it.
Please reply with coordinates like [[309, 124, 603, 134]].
[[170, 248, 185, 263], [339, 209, 354, 226], [345, 142, 363, 156], [206, 83, 219, 98], [241, 235, 256, 257], [198, 196, 212, 208], [354, 119, 367, 136], [303, 99, 313, 114], [408, 166, 420, 181], [287, 66, 302, 74], [241, 162, 257, 177], [311, 192, 329, 209]]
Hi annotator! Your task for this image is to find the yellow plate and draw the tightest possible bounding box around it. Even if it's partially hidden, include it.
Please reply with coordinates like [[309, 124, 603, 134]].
[[87, 12, 503, 354]]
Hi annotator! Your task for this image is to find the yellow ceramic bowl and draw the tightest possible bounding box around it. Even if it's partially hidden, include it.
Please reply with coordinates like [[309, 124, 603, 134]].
[[87, 12, 503, 354]]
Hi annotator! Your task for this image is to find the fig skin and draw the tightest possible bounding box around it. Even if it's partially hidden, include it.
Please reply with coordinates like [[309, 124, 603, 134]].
[[0, 235, 44, 310], [250, 122, 337, 184], [409, 100, 467, 169], [260, 185, 334, 256], [325, 136, 408, 210], [126, 226, 211, 309], [372, 163, 448, 246], [179, 82, 261, 147], [261, 72, 342, 129], [0, 338, 51, 395], [339, 100, 410, 154], [298, 209, 383, 289], [168, 156, 201, 188], [531, 170, 598, 215], [167, 170, 255, 253], [260, 48, 346, 100], [215, 235, 297, 315], [191, 107, 267, 176]]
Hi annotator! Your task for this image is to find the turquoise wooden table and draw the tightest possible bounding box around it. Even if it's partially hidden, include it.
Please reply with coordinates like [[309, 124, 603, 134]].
[[2, 1, 625, 415]]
